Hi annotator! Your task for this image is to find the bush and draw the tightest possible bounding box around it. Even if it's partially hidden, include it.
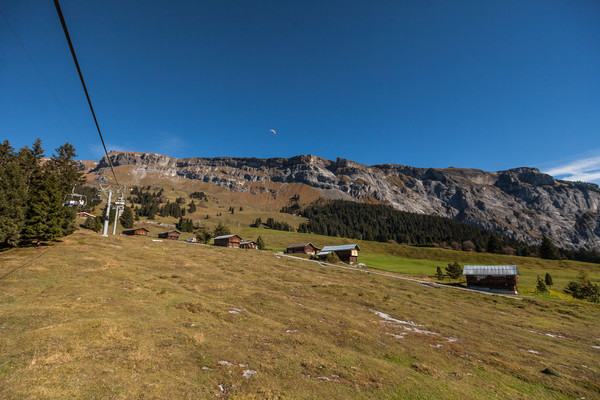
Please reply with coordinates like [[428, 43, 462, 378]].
[[564, 272, 600, 303]]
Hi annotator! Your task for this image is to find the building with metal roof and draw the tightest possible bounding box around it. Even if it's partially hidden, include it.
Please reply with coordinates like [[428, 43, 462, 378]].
[[213, 234, 242, 248], [462, 265, 519, 294], [317, 244, 360, 264], [286, 242, 320, 255]]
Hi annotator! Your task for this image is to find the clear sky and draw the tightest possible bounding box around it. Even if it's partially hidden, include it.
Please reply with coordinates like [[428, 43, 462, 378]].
[[1, 1, 599, 182]]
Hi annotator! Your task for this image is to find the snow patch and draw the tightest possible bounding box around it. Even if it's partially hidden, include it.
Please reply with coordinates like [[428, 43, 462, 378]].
[[371, 310, 421, 326], [242, 369, 257, 379], [218, 360, 234, 366]]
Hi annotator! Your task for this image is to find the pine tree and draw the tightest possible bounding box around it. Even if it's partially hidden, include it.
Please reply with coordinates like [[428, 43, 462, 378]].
[[22, 174, 63, 243], [445, 261, 462, 279], [544, 272, 553, 289], [0, 142, 27, 247], [435, 266, 444, 280], [93, 216, 103, 232], [213, 222, 231, 237], [536, 276, 548, 293], [188, 201, 196, 213], [540, 236, 559, 260], [121, 206, 134, 229], [45, 142, 86, 196], [83, 216, 96, 230], [256, 236, 265, 250]]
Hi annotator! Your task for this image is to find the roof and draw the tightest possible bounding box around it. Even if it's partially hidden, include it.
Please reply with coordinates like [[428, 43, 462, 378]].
[[160, 230, 181, 234], [214, 234, 242, 240], [462, 265, 519, 276], [321, 244, 361, 252], [316, 251, 331, 256], [240, 240, 256, 245], [123, 227, 149, 233], [287, 242, 317, 249]]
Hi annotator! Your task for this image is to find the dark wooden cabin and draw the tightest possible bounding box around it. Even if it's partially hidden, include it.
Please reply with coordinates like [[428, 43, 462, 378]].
[[317, 244, 360, 264], [158, 230, 181, 240], [122, 227, 149, 236], [214, 234, 242, 248], [286, 242, 320, 255], [240, 240, 257, 249], [462, 265, 519, 294]]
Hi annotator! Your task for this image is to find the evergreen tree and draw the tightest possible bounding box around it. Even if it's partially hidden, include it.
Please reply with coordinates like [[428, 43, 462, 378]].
[[45, 142, 86, 195], [93, 216, 103, 232], [83, 216, 96, 230], [213, 222, 231, 237], [188, 201, 196, 213], [121, 206, 134, 229], [195, 226, 212, 244], [486, 234, 503, 254], [22, 174, 63, 243], [176, 217, 194, 232], [544, 272, 553, 289], [445, 261, 462, 279], [540, 236, 559, 260], [536, 276, 548, 293], [256, 236, 265, 250], [0, 142, 27, 247], [435, 266, 444, 280]]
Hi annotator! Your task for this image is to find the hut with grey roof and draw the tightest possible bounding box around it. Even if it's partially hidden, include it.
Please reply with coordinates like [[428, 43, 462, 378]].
[[317, 244, 360, 264], [462, 265, 519, 294]]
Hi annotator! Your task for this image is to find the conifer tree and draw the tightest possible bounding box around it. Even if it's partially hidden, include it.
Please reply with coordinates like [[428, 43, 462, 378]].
[[256, 236, 265, 250], [22, 174, 63, 243], [540, 236, 559, 260], [213, 222, 231, 237], [544, 272, 553, 289], [121, 206, 134, 229], [445, 261, 462, 279], [0, 142, 27, 247], [188, 201, 196, 213], [536, 276, 548, 293], [83, 216, 96, 230], [435, 266, 444, 280]]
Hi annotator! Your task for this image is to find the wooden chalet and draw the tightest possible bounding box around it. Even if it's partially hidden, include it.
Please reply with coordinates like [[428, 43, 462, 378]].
[[286, 242, 320, 255], [158, 230, 181, 240], [462, 265, 519, 294], [122, 227, 149, 236], [240, 240, 257, 249], [76, 211, 95, 219], [317, 244, 360, 264], [214, 234, 242, 248]]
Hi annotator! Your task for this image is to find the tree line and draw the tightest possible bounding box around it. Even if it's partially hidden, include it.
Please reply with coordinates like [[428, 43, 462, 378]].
[[0, 139, 85, 247]]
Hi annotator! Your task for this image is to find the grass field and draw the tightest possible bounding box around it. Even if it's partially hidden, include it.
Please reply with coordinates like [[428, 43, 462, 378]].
[[0, 230, 598, 399]]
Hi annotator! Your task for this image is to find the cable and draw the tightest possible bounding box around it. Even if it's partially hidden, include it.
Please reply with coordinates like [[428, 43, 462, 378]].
[[52, 0, 119, 185], [0, 6, 90, 151]]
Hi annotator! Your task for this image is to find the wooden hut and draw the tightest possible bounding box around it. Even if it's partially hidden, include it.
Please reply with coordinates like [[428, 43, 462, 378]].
[[462, 265, 519, 294], [214, 234, 242, 248], [317, 244, 360, 264], [76, 211, 95, 219], [158, 230, 181, 240], [122, 227, 149, 236], [240, 240, 257, 249], [286, 242, 320, 255]]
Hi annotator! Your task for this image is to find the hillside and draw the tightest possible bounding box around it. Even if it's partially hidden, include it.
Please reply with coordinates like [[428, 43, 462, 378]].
[[1, 230, 599, 399], [85, 151, 600, 250]]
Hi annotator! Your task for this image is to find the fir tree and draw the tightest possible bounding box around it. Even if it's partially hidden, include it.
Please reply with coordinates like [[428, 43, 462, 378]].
[[540, 236, 559, 260], [83, 216, 96, 230], [213, 222, 231, 237], [121, 206, 134, 229], [22, 174, 63, 243], [445, 261, 462, 279], [188, 201, 196, 213], [435, 266, 444, 280], [0, 142, 27, 247], [195, 226, 212, 244], [256, 236, 265, 250], [93, 216, 103, 232], [544, 272, 553, 289], [536, 276, 548, 293]]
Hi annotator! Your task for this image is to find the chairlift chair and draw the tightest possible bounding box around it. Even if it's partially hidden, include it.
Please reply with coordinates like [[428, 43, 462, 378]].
[[63, 187, 87, 207]]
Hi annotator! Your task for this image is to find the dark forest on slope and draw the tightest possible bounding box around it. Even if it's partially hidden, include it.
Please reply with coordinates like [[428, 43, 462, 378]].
[[285, 199, 600, 263]]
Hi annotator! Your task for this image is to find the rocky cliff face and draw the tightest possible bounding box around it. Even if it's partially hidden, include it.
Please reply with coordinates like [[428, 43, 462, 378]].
[[92, 152, 600, 250]]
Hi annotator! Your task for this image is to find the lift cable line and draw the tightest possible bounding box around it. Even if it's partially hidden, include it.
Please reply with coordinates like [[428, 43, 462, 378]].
[[52, 0, 118, 185], [0, 6, 89, 150]]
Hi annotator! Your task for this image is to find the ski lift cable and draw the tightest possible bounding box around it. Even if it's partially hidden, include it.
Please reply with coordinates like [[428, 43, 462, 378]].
[[52, 0, 119, 185], [0, 7, 90, 151]]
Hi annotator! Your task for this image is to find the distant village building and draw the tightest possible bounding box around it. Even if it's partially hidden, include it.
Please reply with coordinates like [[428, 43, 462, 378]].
[[286, 242, 320, 255], [214, 234, 242, 248], [462, 265, 519, 294], [240, 240, 257, 249], [122, 227, 149, 236], [158, 230, 181, 240], [317, 244, 360, 264]]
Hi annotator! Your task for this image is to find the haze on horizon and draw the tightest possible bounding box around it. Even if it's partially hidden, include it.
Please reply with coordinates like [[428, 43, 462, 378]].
[[1, 0, 599, 183]]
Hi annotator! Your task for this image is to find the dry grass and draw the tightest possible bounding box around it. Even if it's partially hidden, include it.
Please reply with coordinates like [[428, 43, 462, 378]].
[[0, 230, 599, 399]]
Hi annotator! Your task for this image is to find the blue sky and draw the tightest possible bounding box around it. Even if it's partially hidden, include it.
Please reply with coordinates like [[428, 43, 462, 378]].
[[1, 0, 599, 182]]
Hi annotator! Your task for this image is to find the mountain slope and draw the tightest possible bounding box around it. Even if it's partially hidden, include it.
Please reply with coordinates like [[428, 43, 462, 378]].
[[87, 151, 600, 249], [1, 230, 599, 399]]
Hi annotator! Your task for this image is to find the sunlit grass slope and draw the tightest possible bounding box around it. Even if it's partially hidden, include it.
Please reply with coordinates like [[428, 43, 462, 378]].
[[0, 230, 599, 399]]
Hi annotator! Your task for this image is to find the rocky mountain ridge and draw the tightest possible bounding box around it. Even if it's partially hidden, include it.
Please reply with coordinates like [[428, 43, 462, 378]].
[[90, 151, 600, 250]]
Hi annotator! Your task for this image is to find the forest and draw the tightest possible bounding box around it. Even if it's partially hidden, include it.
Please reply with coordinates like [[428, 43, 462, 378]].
[[0, 139, 86, 248]]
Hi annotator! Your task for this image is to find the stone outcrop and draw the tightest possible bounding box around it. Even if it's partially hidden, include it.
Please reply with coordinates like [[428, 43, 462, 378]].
[[92, 151, 600, 249]]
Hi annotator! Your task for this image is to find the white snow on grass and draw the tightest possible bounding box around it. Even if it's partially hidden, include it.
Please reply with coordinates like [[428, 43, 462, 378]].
[[242, 370, 257, 379], [371, 310, 422, 326]]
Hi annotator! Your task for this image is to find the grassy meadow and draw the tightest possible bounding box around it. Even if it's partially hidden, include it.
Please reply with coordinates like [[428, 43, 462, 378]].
[[0, 230, 599, 399]]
